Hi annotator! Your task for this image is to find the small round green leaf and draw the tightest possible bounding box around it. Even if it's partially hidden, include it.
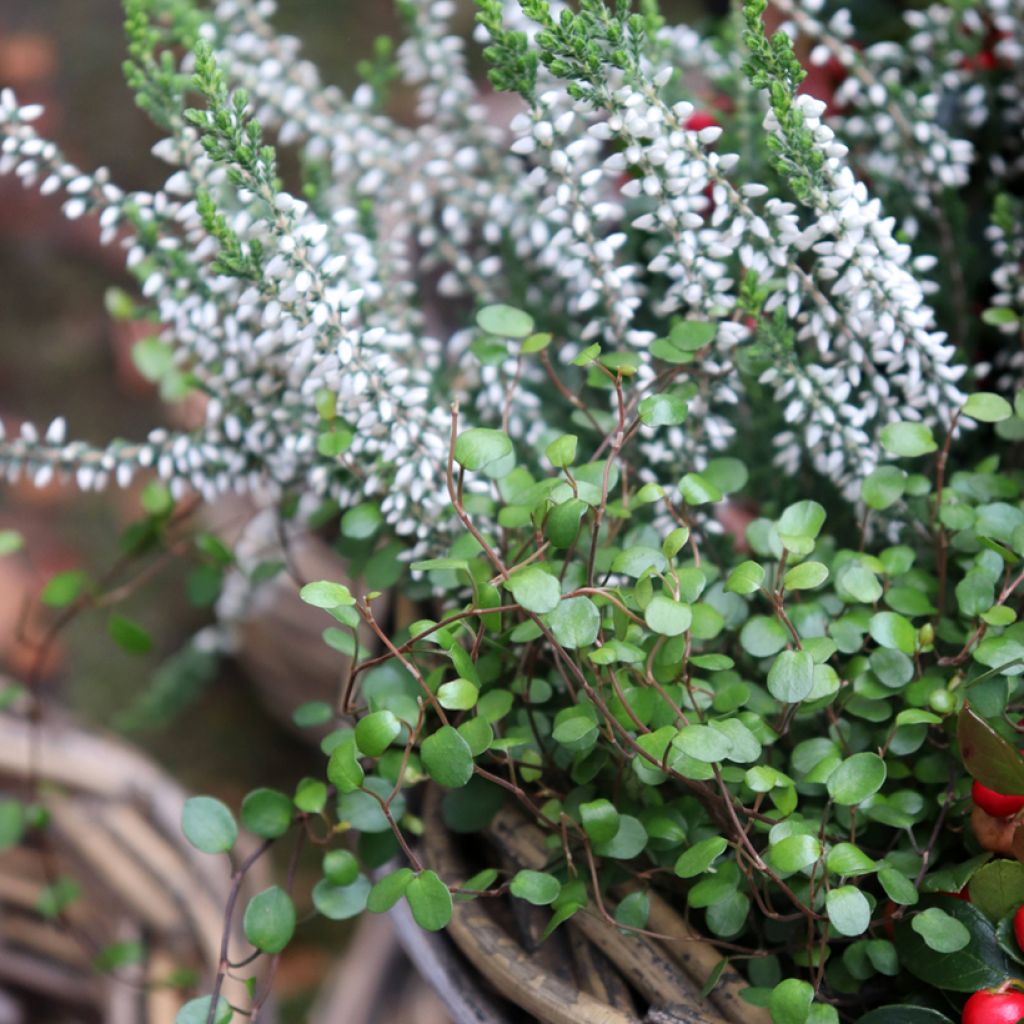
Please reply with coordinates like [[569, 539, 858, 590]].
[[580, 799, 620, 844], [767, 650, 814, 703], [421, 725, 474, 788], [175, 996, 232, 1024], [241, 789, 293, 839], [768, 833, 821, 874], [783, 562, 829, 591], [826, 843, 878, 877], [548, 596, 600, 648], [294, 777, 328, 813], [341, 502, 383, 539], [300, 581, 355, 609], [0, 799, 26, 850], [836, 563, 883, 604], [326, 737, 365, 794], [406, 870, 453, 930], [703, 457, 748, 495], [437, 679, 479, 711], [293, 701, 333, 728], [313, 876, 371, 920], [108, 615, 153, 655], [963, 392, 1012, 423], [726, 561, 765, 595], [41, 570, 88, 608], [675, 724, 732, 762], [869, 611, 916, 655], [911, 907, 970, 953], [826, 886, 871, 937], [323, 850, 360, 887], [507, 567, 561, 614], [181, 797, 237, 855], [879, 867, 918, 906], [639, 393, 688, 427], [510, 870, 561, 906], [0, 530, 23, 556], [880, 421, 938, 458], [769, 979, 813, 1024], [367, 867, 414, 912], [679, 473, 721, 505], [983, 306, 1020, 326], [827, 753, 887, 806], [777, 500, 825, 553], [477, 304, 534, 338], [545, 434, 578, 467], [243, 886, 295, 953], [739, 615, 789, 657], [592, 815, 648, 859], [355, 710, 402, 757], [675, 836, 728, 879], [862, 466, 906, 510], [454, 428, 514, 471], [644, 595, 692, 636]]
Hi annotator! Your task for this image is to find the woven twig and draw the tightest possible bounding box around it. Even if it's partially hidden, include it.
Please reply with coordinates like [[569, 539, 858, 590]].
[[0, 704, 272, 1023]]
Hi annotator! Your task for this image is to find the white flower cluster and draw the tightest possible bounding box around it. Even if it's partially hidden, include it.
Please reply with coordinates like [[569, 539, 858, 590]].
[[0, 0, 1012, 538], [990, 210, 1024, 334], [775, 0, 978, 209], [988, 197, 1024, 389]]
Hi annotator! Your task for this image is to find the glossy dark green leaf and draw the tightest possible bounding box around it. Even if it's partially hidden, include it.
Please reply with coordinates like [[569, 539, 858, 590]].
[[959, 705, 1024, 794], [857, 1009, 954, 1024], [968, 859, 1024, 922]]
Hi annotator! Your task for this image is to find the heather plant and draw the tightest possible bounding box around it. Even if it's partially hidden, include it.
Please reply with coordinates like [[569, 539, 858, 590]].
[[0, 0, 1020, 548], [1, 0, 1024, 1022]]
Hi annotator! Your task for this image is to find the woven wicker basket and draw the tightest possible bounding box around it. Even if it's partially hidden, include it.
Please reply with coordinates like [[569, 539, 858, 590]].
[[0, 701, 273, 1024]]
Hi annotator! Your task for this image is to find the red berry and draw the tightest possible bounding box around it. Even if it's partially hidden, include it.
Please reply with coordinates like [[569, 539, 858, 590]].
[[685, 111, 719, 133], [1015, 905, 1024, 953], [962, 988, 1024, 1024], [941, 889, 972, 902], [972, 780, 1024, 819]]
